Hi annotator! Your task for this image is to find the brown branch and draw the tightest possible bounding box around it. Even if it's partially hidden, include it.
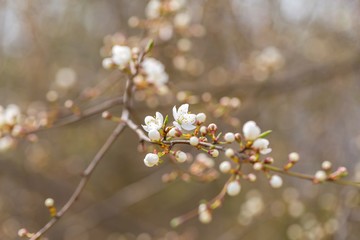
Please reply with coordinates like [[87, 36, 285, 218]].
[[28, 96, 123, 134], [263, 165, 360, 188], [29, 121, 126, 240]]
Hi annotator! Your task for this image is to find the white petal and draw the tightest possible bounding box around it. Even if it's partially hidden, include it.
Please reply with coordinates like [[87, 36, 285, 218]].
[[260, 148, 272, 155], [144, 116, 155, 125], [142, 125, 151, 132], [243, 121, 261, 140], [173, 121, 182, 130], [173, 106, 179, 120], [181, 123, 196, 131], [155, 112, 164, 125], [178, 104, 189, 116], [252, 139, 269, 149]]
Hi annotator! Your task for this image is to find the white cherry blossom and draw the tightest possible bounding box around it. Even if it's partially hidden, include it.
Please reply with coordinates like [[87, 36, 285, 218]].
[[111, 45, 132, 68], [142, 112, 164, 132], [144, 153, 159, 167], [252, 138, 272, 155], [243, 121, 261, 141], [172, 104, 196, 131], [142, 58, 169, 87]]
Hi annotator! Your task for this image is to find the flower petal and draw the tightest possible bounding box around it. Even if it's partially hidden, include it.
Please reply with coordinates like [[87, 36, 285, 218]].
[[181, 123, 196, 131], [260, 148, 272, 155], [155, 112, 163, 125], [173, 121, 182, 130], [178, 104, 189, 116], [173, 106, 178, 120]]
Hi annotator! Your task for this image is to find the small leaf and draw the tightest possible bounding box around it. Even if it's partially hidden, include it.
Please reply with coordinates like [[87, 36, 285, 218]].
[[145, 39, 154, 53], [163, 115, 169, 128], [259, 130, 272, 138]]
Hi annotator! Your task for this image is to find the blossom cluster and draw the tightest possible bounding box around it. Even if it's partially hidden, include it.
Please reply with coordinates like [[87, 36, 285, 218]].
[[102, 42, 169, 94], [0, 104, 22, 151]]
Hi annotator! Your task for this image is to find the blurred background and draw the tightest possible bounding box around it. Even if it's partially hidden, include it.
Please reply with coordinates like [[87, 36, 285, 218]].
[[0, 0, 360, 239]]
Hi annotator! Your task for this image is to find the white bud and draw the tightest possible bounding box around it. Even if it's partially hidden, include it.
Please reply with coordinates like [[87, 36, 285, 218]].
[[196, 113, 206, 123], [269, 175, 283, 188], [210, 149, 219, 158], [199, 210, 212, 224], [200, 126, 207, 135], [18, 228, 28, 237], [167, 128, 177, 138], [144, 153, 159, 167], [225, 148, 235, 158], [227, 180, 241, 196], [224, 132, 235, 143], [321, 161, 332, 170], [315, 170, 327, 182], [248, 173, 257, 182], [243, 121, 261, 140], [253, 162, 263, 171], [219, 161, 231, 173], [189, 136, 199, 146], [44, 198, 54, 207], [102, 58, 113, 69], [148, 129, 161, 141], [289, 152, 300, 162], [175, 151, 187, 163]]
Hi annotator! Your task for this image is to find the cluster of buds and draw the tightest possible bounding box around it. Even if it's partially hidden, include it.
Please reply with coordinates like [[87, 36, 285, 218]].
[[313, 161, 348, 183], [0, 104, 24, 151]]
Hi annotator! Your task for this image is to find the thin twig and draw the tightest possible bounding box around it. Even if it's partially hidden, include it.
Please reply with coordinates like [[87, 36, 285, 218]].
[[28, 96, 123, 134], [29, 121, 126, 240]]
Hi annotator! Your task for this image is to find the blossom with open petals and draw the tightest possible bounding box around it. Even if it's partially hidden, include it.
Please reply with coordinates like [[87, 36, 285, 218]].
[[142, 58, 169, 87], [111, 45, 132, 68], [172, 104, 196, 131], [252, 138, 272, 155], [142, 112, 164, 132]]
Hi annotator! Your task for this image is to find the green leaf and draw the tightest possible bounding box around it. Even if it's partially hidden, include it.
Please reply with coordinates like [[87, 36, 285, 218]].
[[259, 130, 272, 138], [145, 39, 154, 53], [163, 115, 169, 128]]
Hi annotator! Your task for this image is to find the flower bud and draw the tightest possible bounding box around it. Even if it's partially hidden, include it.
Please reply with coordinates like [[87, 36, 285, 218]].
[[200, 126, 208, 135], [101, 111, 112, 119], [196, 113, 206, 123], [225, 148, 235, 158], [167, 128, 178, 138], [289, 152, 300, 162], [175, 151, 187, 163], [219, 161, 231, 173], [264, 157, 274, 164], [224, 132, 235, 143], [269, 175, 283, 188], [234, 133, 242, 142], [189, 136, 199, 146], [144, 153, 159, 167], [227, 180, 241, 196], [209, 149, 219, 158], [198, 204, 212, 224], [148, 129, 161, 141], [247, 173, 257, 182], [44, 198, 55, 208], [253, 162, 263, 171], [314, 170, 327, 182], [243, 121, 261, 140], [207, 123, 217, 132], [321, 161, 332, 170], [102, 58, 113, 69], [18, 228, 28, 237]]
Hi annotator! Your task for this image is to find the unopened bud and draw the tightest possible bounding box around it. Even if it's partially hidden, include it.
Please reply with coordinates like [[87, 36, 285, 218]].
[[189, 136, 199, 146], [209, 149, 219, 158], [264, 157, 274, 164], [102, 111, 112, 119], [314, 170, 327, 182], [207, 123, 217, 132], [225, 148, 235, 158], [269, 175, 283, 188], [253, 162, 263, 171], [288, 152, 300, 162], [321, 161, 332, 170]]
